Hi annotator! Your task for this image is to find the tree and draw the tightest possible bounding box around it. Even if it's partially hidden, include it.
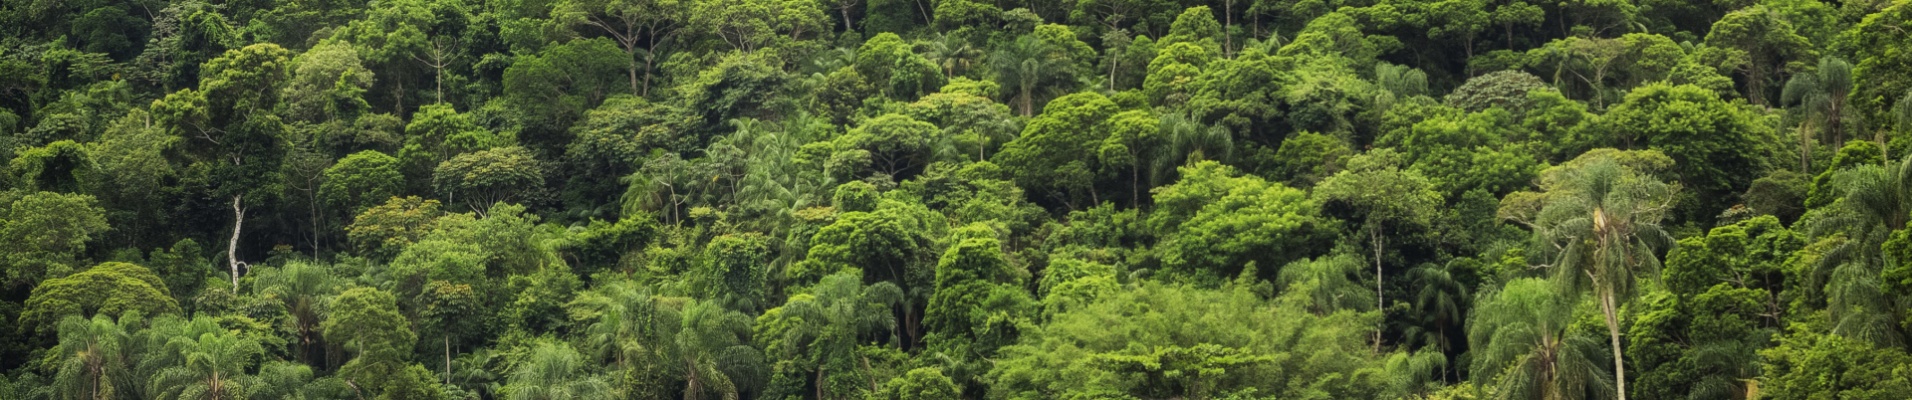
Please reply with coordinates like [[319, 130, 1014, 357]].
[[987, 280, 1397, 399], [854, 33, 944, 99], [280, 40, 373, 126], [252, 261, 340, 365], [554, 0, 683, 95], [147, 317, 266, 400], [869, 367, 959, 400], [1313, 149, 1441, 349], [1099, 110, 1164, 206], [1148, 161, 1333, 282], [321, 150, 404, 217], [0, 190, 110, 290], [19, 262, 179, 336], [1813, 153, 1912, 346], [346, 196, 446, 260], [685, 0, 826, 53], [151, 43, 294, 292], [1782, 57, 1859, 171], [51, 314, 136, 400], [501, 341, 612, 400], [989, 25, 1091, 116], [790, 198, 945, 343], [1512, 155, 1675, 400], [992, 92, 1117, 207], [693, 232, 772, 312], [325, 287, 419, 395], [432, 146, 544, 213], [1600, 83, 1777, 220], [1836, 0, 1912, 134], [757, 272, 902, 400], [833, 113, 943, 179], [923, 224, 1032, 360], [1703, 5, 1815, 106], [1467, 278, 1613, 400], [1758, 326, 1912, 400], [502, 38, 628, 150]]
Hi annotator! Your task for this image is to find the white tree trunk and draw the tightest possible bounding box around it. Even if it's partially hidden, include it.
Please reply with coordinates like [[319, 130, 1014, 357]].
[[228, 195, 246, 291]]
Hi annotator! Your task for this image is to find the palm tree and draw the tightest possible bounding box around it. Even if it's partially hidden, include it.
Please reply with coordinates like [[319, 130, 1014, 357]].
[[990, 35, 1077, 117], [673, 301, 766, 400], [1149, 113, 1234, 187], [252, 261, 339, 366], [921, 33, 983, 78], [1468, 278, 1614, 400], [503, 342, 613, 400], [1809, 154, 1912, 346], [1529, 159, 1674, 400], [1406, 262, 1470, 357], [1782, 57, 1859, 172], [52, 314, 134, 400], [148, 321, 266, 400], [768, 272, 902, 400], [1894, 89, 1912, 160]]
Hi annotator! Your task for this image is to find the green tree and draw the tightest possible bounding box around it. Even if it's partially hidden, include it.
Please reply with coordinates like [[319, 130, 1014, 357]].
[[854, 33, 944, 99], [432, 146, 544, 213], [1513, 155, 1676, 400], [1149, 161, 1333, 282], [1600, 83, 1776, 219], [147, 317, 266, 400], [1312, 149, 1441, 348], [321, 150, 404, 217], [1840, 0, 1912, 134], [553, 0, 683, 95], [325, 287, 419, 395], [988, 280, 1395, 399], [251, 261, 341, 365], [51, 314, 136, 400], [1099, 110, 1164, 206], [989, 26, 1091, 116], [923, 224, 1032, 359], [693, 232, 772, 312], [757, 272, 902, 400], [19, 262, 179, 336], [1758, 326, 1912, 400], [869, 367, 959, 400], [150, 43, 294, 291], [833, 113, 943, 179], [992, 92, 1117, 206], [345, 196, 446, 260], [1703, 5, 1815, 106], [501, 341, 612, 400], [0, 190, 110, 289], [1782, 57, 1859, 171], [1467, 278, 1612, 400]]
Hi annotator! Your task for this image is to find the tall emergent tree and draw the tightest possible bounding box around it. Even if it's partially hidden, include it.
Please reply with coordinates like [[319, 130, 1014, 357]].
[[1508, 154, 1675, 400]]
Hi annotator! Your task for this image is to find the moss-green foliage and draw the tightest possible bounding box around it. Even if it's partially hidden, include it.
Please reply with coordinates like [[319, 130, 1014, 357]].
[[19, 262, 177, 335], [5, 1, 1911, 398]]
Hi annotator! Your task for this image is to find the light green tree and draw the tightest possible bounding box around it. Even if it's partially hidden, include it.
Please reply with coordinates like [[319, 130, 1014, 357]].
[[1513, 155, 1675, 400]]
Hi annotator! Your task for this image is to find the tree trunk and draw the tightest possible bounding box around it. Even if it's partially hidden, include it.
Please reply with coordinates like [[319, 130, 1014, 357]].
[[629, 58, 641, 96], [1020, 89, 1034, 117], [444, 335, 452, 386], [1131, 160, 1141, 207], [841, 5, 854, 32], [228, 195, 245, 291], [1224, 0, 1234, 58], [1800, 120, 1813, 173], [1601, 289, 1629, 400], [1372, 226, 1384, 353], [310, 192, 320, 258]]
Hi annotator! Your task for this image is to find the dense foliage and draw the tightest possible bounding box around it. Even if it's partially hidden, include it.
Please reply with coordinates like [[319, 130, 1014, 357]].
[[3, 0, 1912, 399]]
